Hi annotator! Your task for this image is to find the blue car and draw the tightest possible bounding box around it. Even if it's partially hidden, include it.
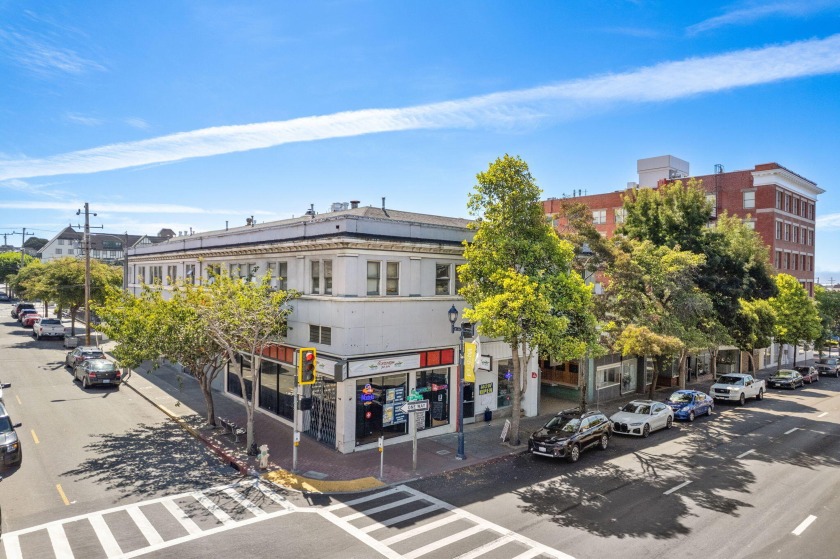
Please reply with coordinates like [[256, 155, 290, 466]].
[[666, 390, 714, 422]]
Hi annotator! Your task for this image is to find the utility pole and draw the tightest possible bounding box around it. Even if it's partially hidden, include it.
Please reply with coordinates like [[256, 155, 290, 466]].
[[10, 228, 34, 266], [76, 204, 97, 345]]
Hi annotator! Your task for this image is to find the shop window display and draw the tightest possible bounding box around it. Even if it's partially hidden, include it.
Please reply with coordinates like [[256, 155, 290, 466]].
[[355, 376, 408, 446], [415, 368, 450, 429], [497, 359, 513, 408], [258, 360, 296, 421]]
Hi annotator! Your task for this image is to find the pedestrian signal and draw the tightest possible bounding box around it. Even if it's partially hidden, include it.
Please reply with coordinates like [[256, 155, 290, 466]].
[[298, 348, 316, 385]]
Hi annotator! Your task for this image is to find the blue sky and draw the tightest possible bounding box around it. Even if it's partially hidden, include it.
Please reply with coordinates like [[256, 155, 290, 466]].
[[2, 1, 840, 279]]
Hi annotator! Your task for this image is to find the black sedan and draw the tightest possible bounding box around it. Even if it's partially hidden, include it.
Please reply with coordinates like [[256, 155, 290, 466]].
[[767, 369, 805, 389], [74, 359, 122, 389], [528, 409, 611, 462]]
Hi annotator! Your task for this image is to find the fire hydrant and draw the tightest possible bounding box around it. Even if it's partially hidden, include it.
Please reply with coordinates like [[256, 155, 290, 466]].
[[258, 444, 269, 470]]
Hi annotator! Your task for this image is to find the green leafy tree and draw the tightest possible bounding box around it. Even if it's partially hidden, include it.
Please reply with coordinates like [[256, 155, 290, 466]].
[[604, 239, 707, 396], [2, 252, 36, 296], [41, 257, 122, 336], [10, 261, 52, 314], [95, 284, 229, 426], [458, 155, 596, 446], [23, 237, 48, 252], [197, 272, 299, 454], [769, 274, 821, 368], [731, 298, 776, 372], [815, 285, 840, 357]]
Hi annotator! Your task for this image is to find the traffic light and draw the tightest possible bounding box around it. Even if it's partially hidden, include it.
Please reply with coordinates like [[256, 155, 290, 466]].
[[298, 348, 316, 385]]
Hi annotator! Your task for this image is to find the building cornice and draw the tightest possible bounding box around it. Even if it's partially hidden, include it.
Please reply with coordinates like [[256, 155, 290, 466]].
[[752, 168, 824, 197]]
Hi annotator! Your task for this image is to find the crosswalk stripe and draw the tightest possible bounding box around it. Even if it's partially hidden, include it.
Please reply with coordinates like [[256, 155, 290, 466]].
[[343, 496, 421, 522], [252, 481, 295, 511], [2, 535, 23, 559], [361, 504, 441, 533], [326, 487, 401, 511], [379, 514, 455, 546], [89, 514, 123, 557], [403, 524, 485, 559], [192, 491, 236, 526], [511, 548, 546, 559], [161, 499, 202, 535], [453, 534, 515, 559], [47, 524, 73, 558], [127, 506, 164, 545], [222, 488, 267, 516]]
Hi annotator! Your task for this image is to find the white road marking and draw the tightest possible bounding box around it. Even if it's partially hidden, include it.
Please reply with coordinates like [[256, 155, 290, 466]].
[[161, 499, 202, 535], [361, 504, 440, 533], [736, 449, 756, 459], [222, 487, 267, 516], [342, 496, 421, 522], [817, 412, 828, 418], [127, 505, 165, 545], [325, 487, 401, 511], [2, 535, 23, 559], [192, 491, 236, 526], [379, 514, 456, 545], [47, 524, 73, 558], [403, 524, 486, 559], [453, 534, 515, 559], [663, 481, 692, 495], [317, 508, 404, 559], [792, 515, 817, 536], [89, 514, 123, 556], [511, 549, 548, 559], [784, 428, 799, 435]]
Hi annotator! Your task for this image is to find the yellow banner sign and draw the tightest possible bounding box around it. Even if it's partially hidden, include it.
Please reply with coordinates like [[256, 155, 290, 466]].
[[464, 342, 476, 382]]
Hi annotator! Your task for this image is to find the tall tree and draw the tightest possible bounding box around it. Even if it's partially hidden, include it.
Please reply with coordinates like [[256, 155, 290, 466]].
[[1, 252, 36, 295], [40, 257, 122, 335], [96, 283, 229, 427], [731, 298, 776, 372], [459, 155, 596, 446], [769, 274, 821, 368], [197, 272, 298, 454], [815, 285, 840, 357]]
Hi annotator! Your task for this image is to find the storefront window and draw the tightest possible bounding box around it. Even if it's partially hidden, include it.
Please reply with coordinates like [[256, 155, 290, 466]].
[[415, 368, 450, 430], [497, 359, 513, 408], [258, 360, 296, 420], [226, 354, 254, 400], [355, 375, 408, 446]]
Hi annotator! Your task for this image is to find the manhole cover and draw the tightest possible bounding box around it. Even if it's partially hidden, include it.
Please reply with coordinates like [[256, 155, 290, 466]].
[[303, 471, 328, 479], [436, 450, 451, 456]]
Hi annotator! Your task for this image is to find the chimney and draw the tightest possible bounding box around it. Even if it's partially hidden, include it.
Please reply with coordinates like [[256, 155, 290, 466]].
[[350, 200, 360, 209]]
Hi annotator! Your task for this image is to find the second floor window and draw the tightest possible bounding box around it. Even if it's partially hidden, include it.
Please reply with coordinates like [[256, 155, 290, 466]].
[[592, 210, 606, 225], [614, 208, 626, 223], [151, 266, 163, 283], [167, 265, 178, 283], [185, 264, 196, 284], [367, 262, 381, 295], [386, 262, 399, 295], [309, 325, 332, 345], [55, 248, 62, 255], [436, 264, 451, 295], [311, 261, 320, 294], [743, 191, 755, 209], [137, 266, 146, 283]]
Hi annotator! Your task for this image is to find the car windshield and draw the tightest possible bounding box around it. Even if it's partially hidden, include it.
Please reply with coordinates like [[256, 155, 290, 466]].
[[0, 416, 12, 432], [82, 351, 104, 359], [88, 361, 115, 371], [544, 415, 582, 433], [717, 376, 743, 385], [775, 371, 795, 378], [668, 393, 693, 403], [621, 403, 651, 414]]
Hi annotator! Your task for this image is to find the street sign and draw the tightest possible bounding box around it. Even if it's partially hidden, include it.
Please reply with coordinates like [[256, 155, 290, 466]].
[[399, 400, 430, 413]]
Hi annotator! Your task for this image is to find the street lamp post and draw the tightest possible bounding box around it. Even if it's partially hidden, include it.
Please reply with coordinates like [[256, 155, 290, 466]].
[[447, 304, 466, 460]]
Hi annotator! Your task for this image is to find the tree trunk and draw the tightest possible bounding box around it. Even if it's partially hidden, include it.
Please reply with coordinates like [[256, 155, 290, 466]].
[[579, 356, 588, 414], [792, 344, 798, 367], [678, 349, 688, 389], [201, 374, 216, 427], [647, 357, 661, 400], [777, 341, 783, 371], [509, 340, 523, 447]]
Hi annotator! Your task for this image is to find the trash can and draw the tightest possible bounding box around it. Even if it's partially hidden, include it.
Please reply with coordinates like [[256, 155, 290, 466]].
[[484, 407, 492, 422]]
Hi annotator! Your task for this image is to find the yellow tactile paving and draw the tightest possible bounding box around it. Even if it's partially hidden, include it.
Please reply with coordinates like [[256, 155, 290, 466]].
[[262, 468, 385, 494]]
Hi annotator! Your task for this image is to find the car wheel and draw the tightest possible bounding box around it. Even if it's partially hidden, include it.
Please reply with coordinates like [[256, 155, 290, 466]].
[[567, 444, 581, 463], [708, 404, 714, 416], [666, 417, 673, 429], [642, 424, 650, 438], [598, 434, 609, 450], [82, 376, 89, 389], [739, 393, 746, 406], [688, 411, 695, 422]]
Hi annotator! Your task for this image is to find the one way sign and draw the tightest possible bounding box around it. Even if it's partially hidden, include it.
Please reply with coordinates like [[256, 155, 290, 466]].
[[399, 400, 430, 413]]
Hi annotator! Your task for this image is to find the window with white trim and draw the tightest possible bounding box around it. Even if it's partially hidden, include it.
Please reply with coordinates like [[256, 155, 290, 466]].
[[185, 264, 196, 284], [167, 265, 178, 283], [309, 325, 332, 345], [311, 261, 320, 294], [743, 191, 755, 209], [614, 208, 626, 223], [55, 248, 62, 255], [435, 263, 451, 295], [386, 261, 399, 295], [367, 261, 381, 295], [592, 209, 606, 225]]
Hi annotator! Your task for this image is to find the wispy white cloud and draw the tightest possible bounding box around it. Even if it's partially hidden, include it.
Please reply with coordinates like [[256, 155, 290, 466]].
[[816, 213, 840, 230], [0, 28, 105, 76], [687, 1, 840, 35], [0, 200, 273, 215], [64, 113, 103, 126], [125, 117, 150, 130], [2, 34, 840, 182]]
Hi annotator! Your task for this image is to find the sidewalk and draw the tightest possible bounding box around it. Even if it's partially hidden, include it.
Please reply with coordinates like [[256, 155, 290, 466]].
[[111, 349, 813, 495]]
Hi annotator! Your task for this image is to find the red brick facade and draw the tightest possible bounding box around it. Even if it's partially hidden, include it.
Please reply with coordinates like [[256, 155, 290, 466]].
[[544, 162, 821, 295]]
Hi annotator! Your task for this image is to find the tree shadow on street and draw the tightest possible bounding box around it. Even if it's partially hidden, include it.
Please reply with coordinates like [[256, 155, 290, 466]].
[[60, 418, 236, 501]]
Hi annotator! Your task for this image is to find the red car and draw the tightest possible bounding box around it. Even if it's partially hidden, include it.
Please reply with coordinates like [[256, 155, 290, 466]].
[[21, 313, 42, 328], [794, 366, 820, 384]]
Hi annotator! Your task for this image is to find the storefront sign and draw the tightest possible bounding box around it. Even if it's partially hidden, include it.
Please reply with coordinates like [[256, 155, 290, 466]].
[[479, 382, 494, 395], [315, 356, 337, 377], [348, 354, 422, 378], [360, 383, 376, 403], [479, 355, 491, 371]]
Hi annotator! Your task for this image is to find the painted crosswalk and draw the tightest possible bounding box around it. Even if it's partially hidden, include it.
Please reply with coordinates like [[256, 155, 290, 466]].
[[1, 479, 295, 559], [320, 485, 575, 559]]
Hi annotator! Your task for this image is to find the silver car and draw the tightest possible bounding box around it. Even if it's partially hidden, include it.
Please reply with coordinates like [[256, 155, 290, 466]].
[[610, 400, 674, 437]]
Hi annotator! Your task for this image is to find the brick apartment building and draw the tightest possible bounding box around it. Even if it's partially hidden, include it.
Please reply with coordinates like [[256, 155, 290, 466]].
[[544, 155, 824, 295]]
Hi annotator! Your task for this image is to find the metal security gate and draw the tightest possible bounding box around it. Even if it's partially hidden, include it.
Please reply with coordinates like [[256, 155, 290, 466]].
[[305, 378, 337, 447]]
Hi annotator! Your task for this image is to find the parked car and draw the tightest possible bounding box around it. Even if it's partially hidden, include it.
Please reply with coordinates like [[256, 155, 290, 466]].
[[794, 366, 820, 384], [815, 363, 840, 378], [711, 373, 766, 405], [0, 292, 10, 303], [20, 312, 42, 328], [16, 308, 38, 323], [817, 357, 840, 375], [32, 318, 65, 340], [767, 369, 805, 389], [0, 381, 10, 402], [528, 409, 611, 462], [11, 302, 34, 318], [65, 346, 106, 368], [610, 400, 674, 437], [74, 359, 122, 388], [0, 401, 22, 466], [665, 390, 714, 421]]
